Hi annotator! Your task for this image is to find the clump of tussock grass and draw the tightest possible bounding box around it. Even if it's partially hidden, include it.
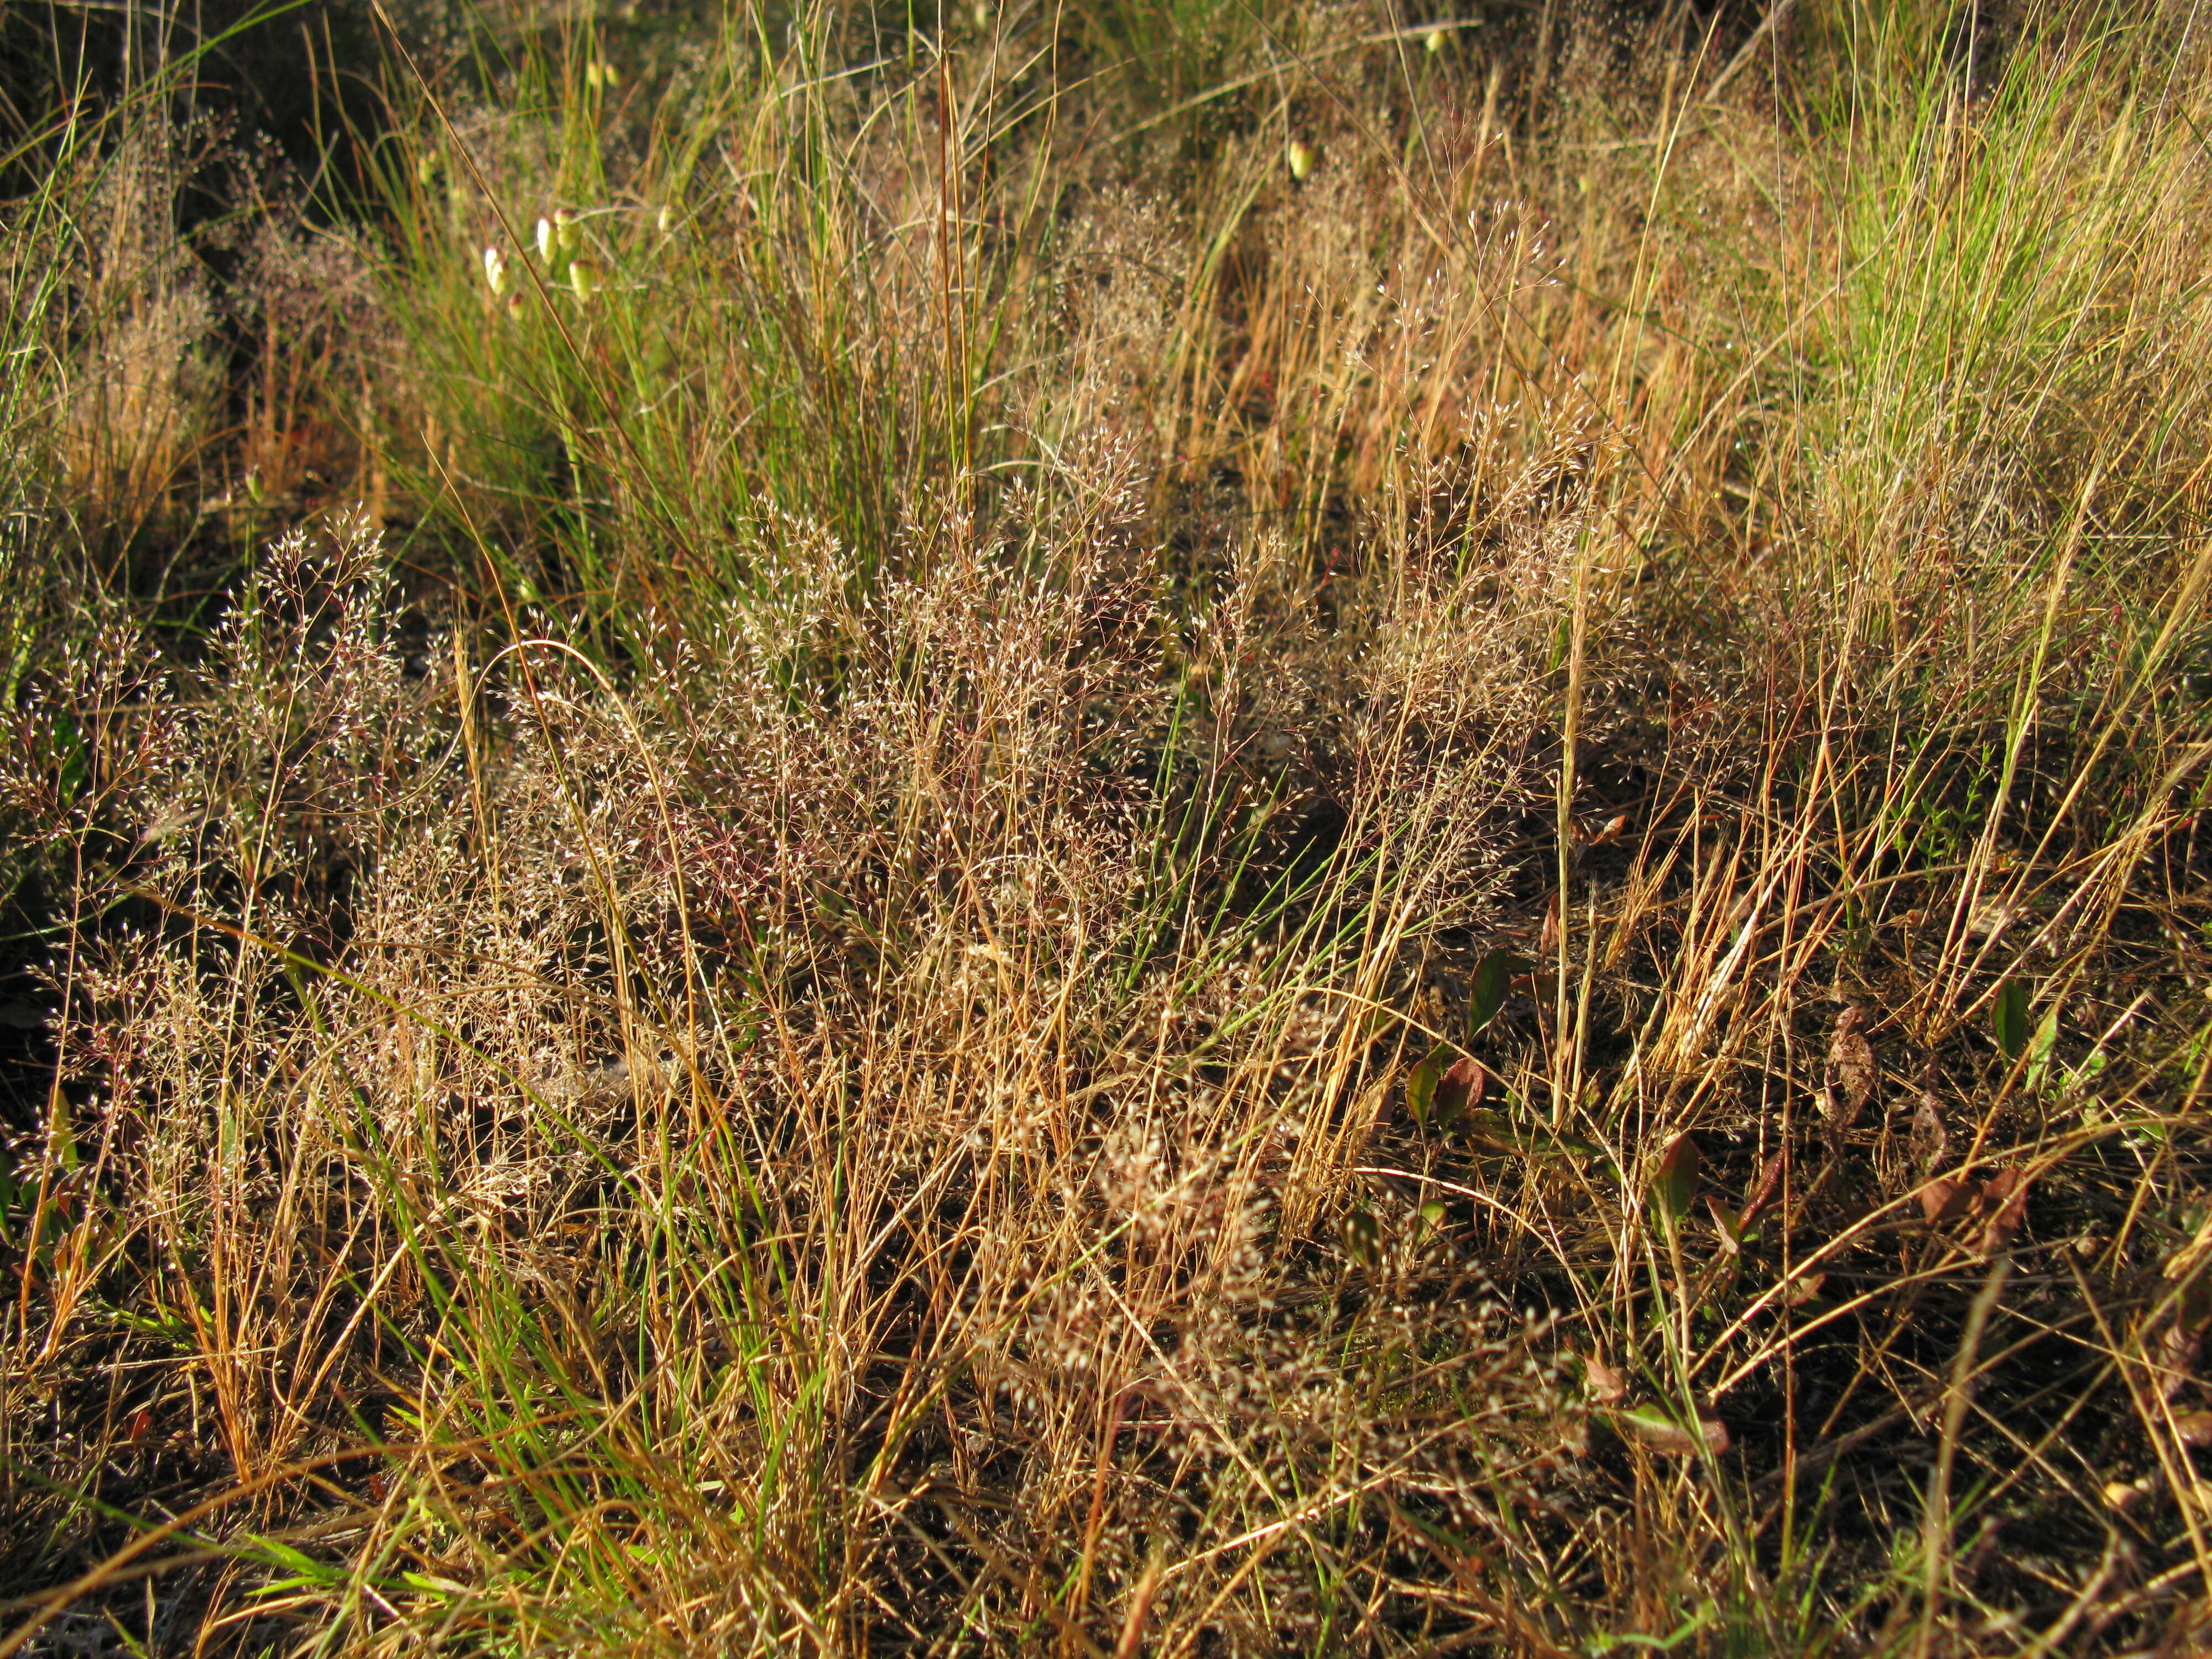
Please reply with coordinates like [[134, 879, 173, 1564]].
[[0, 450, 1597, 1650]]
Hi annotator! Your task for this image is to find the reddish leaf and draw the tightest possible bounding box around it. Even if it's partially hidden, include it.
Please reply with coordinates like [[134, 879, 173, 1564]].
[[1650, 1133, 1701, 1226], [1739, 1150, 1788, 1229], [2173, 1410, 2212, 1447], [1435, 1055, 1487, 1124], [1979, 1166, 2031, 1254], [126, 1407, 152, 1446], [1921, 1176, 1973, 1226]]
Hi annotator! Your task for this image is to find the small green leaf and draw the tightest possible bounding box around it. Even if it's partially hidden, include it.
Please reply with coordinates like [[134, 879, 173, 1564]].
[[1404, 1039, 1451, 1126], [1650, 1133, 1700, 1227], [2024, 1003, 2060, 1091], [1468, 949, 1520, 1037], [46, 1089, 77, 1173], [1995, 978, 2032, 1060], [51, 711, 85, 804]]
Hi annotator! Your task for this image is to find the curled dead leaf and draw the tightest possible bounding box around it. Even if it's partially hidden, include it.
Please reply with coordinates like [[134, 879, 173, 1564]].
[[2156, 1314, 2205, 1402], [2172, 1410, 2212, 1447], [1781, 1271, 1826, 1307], [1910, 1088, 1949, 1176], [1824, 1006, 1876, 1129], [1581, 1353, 1626, 1404]]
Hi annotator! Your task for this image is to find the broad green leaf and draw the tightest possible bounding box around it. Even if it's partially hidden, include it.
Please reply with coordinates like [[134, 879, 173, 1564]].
[[1995, 978, 2032, 1060], [1468, 949, 1519, 1037], [2024, 1003, 2060, 1091]]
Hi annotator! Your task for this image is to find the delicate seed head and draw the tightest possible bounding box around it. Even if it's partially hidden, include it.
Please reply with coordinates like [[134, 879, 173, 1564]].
[[1287, 140, 1317, 181], [568, 258, 598, 301], [482, 245, 508, 296], [535, 216, 555, 260]]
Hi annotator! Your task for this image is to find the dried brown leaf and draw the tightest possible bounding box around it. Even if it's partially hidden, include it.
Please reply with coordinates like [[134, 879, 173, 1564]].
[[1979, 1166, 2030, 1254], [1910, 1088, 1949, 1175], [1921, 1176, 1973, 1226], [1824, 1006, 1875, 1129], [1781, 1271, 1825, 1307], [1618, 1406, 1729, 1456], [2172, 1410, 2212, 1447], [2156, 1315, 2204, 1401], [1582, 1353, 1626, 1404]]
